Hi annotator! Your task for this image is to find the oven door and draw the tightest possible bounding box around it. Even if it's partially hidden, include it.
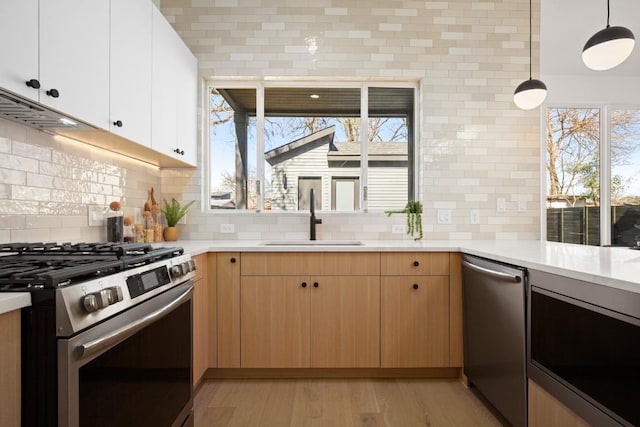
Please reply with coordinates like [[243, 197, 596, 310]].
[[529, 285, 640, 427], [58, 282, 193, 427]]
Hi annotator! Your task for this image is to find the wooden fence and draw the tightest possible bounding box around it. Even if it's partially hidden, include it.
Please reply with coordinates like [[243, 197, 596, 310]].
[[547, 206, 640, 246]]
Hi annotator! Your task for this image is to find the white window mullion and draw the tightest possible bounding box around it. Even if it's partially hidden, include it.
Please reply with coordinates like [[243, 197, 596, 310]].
[[540, 106, 548, 241], [600, 105, 611, 246], [256, 84, 265, 211], [360, 84, 368, 212]]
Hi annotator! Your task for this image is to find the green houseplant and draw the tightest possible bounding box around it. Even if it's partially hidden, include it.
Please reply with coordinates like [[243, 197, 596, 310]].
[[385, 201, 423, 241], [161, 198, 195, 241]]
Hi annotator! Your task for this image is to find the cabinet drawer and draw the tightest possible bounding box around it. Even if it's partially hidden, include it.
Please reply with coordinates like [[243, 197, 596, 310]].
[[380, 252, 449, 276], [241, 252, 380, 276]]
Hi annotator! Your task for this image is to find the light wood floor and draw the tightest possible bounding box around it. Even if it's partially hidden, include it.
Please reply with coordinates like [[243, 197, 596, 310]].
[[193, 378, 504, 427]]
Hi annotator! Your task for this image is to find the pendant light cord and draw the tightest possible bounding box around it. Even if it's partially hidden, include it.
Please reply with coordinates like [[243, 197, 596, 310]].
[[606, 0, 610, 28], [528, 0, 532, 79]]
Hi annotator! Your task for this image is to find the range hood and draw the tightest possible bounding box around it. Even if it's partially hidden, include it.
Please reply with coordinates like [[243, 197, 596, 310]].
[[0, 88, 194, 168], [0, 88, 97, 131]]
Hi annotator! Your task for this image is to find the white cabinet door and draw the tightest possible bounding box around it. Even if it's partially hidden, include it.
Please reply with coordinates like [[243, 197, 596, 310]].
[[176, 40, 198, 166], [39, 0, 110, 128], [151, 6, 198, 166], [151, 6, 179, 159], [110, 0, 152, 147], [0, 0, 40, 100]]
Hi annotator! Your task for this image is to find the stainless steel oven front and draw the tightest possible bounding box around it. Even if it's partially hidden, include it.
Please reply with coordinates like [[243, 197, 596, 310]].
[[58, 282, 194, 427]]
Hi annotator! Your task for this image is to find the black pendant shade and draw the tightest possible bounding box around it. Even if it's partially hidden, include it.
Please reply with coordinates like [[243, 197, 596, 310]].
[[582, 25, 635, 71], [513, 78, 548, 110], [513, 0, 547, 110]]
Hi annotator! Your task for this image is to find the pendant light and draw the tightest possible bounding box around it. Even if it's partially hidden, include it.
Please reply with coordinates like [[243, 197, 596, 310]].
[[582, 0, 635, 71], [513, 0, 547, 110]]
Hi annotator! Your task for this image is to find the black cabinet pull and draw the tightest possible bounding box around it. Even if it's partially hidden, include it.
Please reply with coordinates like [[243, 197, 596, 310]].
[[413, 284, 419, 290], [113, 120, 123, 127], [25, 79, 40, 89], [313, 282, 319, 288], [46, 88, 59, 98], [413, 261, 419, 267], [301, 282, 307, 288], [230, 257, 236, 264]]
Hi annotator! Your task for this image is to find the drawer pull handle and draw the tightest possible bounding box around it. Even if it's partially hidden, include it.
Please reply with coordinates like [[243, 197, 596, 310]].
[[313, 282, 319, 288], [301, 282, 307, 288], [230, 257, 236, 263], [413, 261, 420, 267], [413, 284, 419, 290]]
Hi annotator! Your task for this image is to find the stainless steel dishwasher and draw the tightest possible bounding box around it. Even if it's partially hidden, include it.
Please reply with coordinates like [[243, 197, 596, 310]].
[[462, 254, 528, 427]]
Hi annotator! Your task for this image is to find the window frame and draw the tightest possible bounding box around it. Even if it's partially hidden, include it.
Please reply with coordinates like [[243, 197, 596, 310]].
[[541, 103, 640, 246], [205, 79, 420, 214]]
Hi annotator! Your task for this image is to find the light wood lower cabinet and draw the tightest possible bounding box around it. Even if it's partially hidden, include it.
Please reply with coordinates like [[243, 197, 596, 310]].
[[192, 253, 208, 386], [381, 275, 449, 367], [216, 252, 241, 368], [0, 310, 20, 427], [240, 252, 380, 369], [310, 275, 380, 368], [528, 380, 590, 427], [207, 251, 462, 372], [241, 276, 310, 368], [241, 274, 380, 368], [380, 252, 459, 368]]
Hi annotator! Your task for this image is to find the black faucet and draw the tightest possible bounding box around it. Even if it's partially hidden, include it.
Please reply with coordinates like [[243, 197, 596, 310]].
[[309, 188, 322, 240]]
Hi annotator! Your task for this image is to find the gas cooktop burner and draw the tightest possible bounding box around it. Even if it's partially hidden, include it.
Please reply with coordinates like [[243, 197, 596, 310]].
[[0, 242, 184, 290]]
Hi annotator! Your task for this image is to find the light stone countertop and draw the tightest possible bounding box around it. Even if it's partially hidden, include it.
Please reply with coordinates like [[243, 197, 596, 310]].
[[0, 292, 31, 315], [162, 239, 640, 295], [3, 239, 638, 313]]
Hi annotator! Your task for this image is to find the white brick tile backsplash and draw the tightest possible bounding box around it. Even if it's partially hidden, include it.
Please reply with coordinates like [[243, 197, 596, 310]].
[[0, 0, 542, 242]]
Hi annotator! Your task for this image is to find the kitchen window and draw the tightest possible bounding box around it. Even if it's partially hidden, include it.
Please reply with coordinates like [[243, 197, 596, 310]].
[[545, 106, 640, 246], [208, 82, 417, 212]]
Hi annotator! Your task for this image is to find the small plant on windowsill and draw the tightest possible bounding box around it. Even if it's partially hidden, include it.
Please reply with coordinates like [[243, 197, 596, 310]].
[[386, 201, 423, 241], [161, 198, 195, 241]]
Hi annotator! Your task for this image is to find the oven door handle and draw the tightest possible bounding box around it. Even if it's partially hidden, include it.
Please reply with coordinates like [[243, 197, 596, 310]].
[[77, 285, 193, 360]]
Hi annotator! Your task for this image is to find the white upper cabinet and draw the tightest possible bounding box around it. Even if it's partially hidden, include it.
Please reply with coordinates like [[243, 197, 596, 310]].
[[39, 0, 110, 128], [0, 0, 40, 99], [0, 0, 197, 167], [110, 0, 152, 147], [175, 38, 198, 166], [152, 6, 198, 166]]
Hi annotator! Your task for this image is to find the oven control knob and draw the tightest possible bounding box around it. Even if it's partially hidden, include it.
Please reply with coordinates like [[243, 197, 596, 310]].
[[106, 286, 124, 304], [170, 265, 183, 278], [82, 290, 110, 313], [182, 261, 194, 273], [188, 260, 196, 272], [180, 261, 190, 273]]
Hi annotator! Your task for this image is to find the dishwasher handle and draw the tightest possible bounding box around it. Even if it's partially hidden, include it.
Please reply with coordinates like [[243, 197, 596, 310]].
[[462, 260, 522, 283]]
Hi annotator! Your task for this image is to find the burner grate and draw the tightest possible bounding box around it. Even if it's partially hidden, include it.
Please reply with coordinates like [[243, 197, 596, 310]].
[[0, 242, 182, 290]]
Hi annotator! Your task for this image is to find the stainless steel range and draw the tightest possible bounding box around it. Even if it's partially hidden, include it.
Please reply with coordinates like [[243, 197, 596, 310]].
[[0, 242, 196, 427]]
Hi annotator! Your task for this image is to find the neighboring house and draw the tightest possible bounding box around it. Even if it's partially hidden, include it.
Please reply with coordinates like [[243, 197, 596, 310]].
[[264, 126, 408, 211], [210, 192, 235, 209]]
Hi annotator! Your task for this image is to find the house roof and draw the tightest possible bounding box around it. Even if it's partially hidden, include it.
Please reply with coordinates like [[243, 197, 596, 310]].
[[265, 126, 409, 165], [264, 126, 336, 165]]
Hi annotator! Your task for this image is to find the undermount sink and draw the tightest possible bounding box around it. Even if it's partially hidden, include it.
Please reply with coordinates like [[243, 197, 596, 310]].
[[261, 240, 364, 246]]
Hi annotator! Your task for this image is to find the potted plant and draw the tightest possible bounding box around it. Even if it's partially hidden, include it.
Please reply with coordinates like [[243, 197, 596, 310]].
[[161, 198, 195, 241], [385, 201, 423, 241]]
